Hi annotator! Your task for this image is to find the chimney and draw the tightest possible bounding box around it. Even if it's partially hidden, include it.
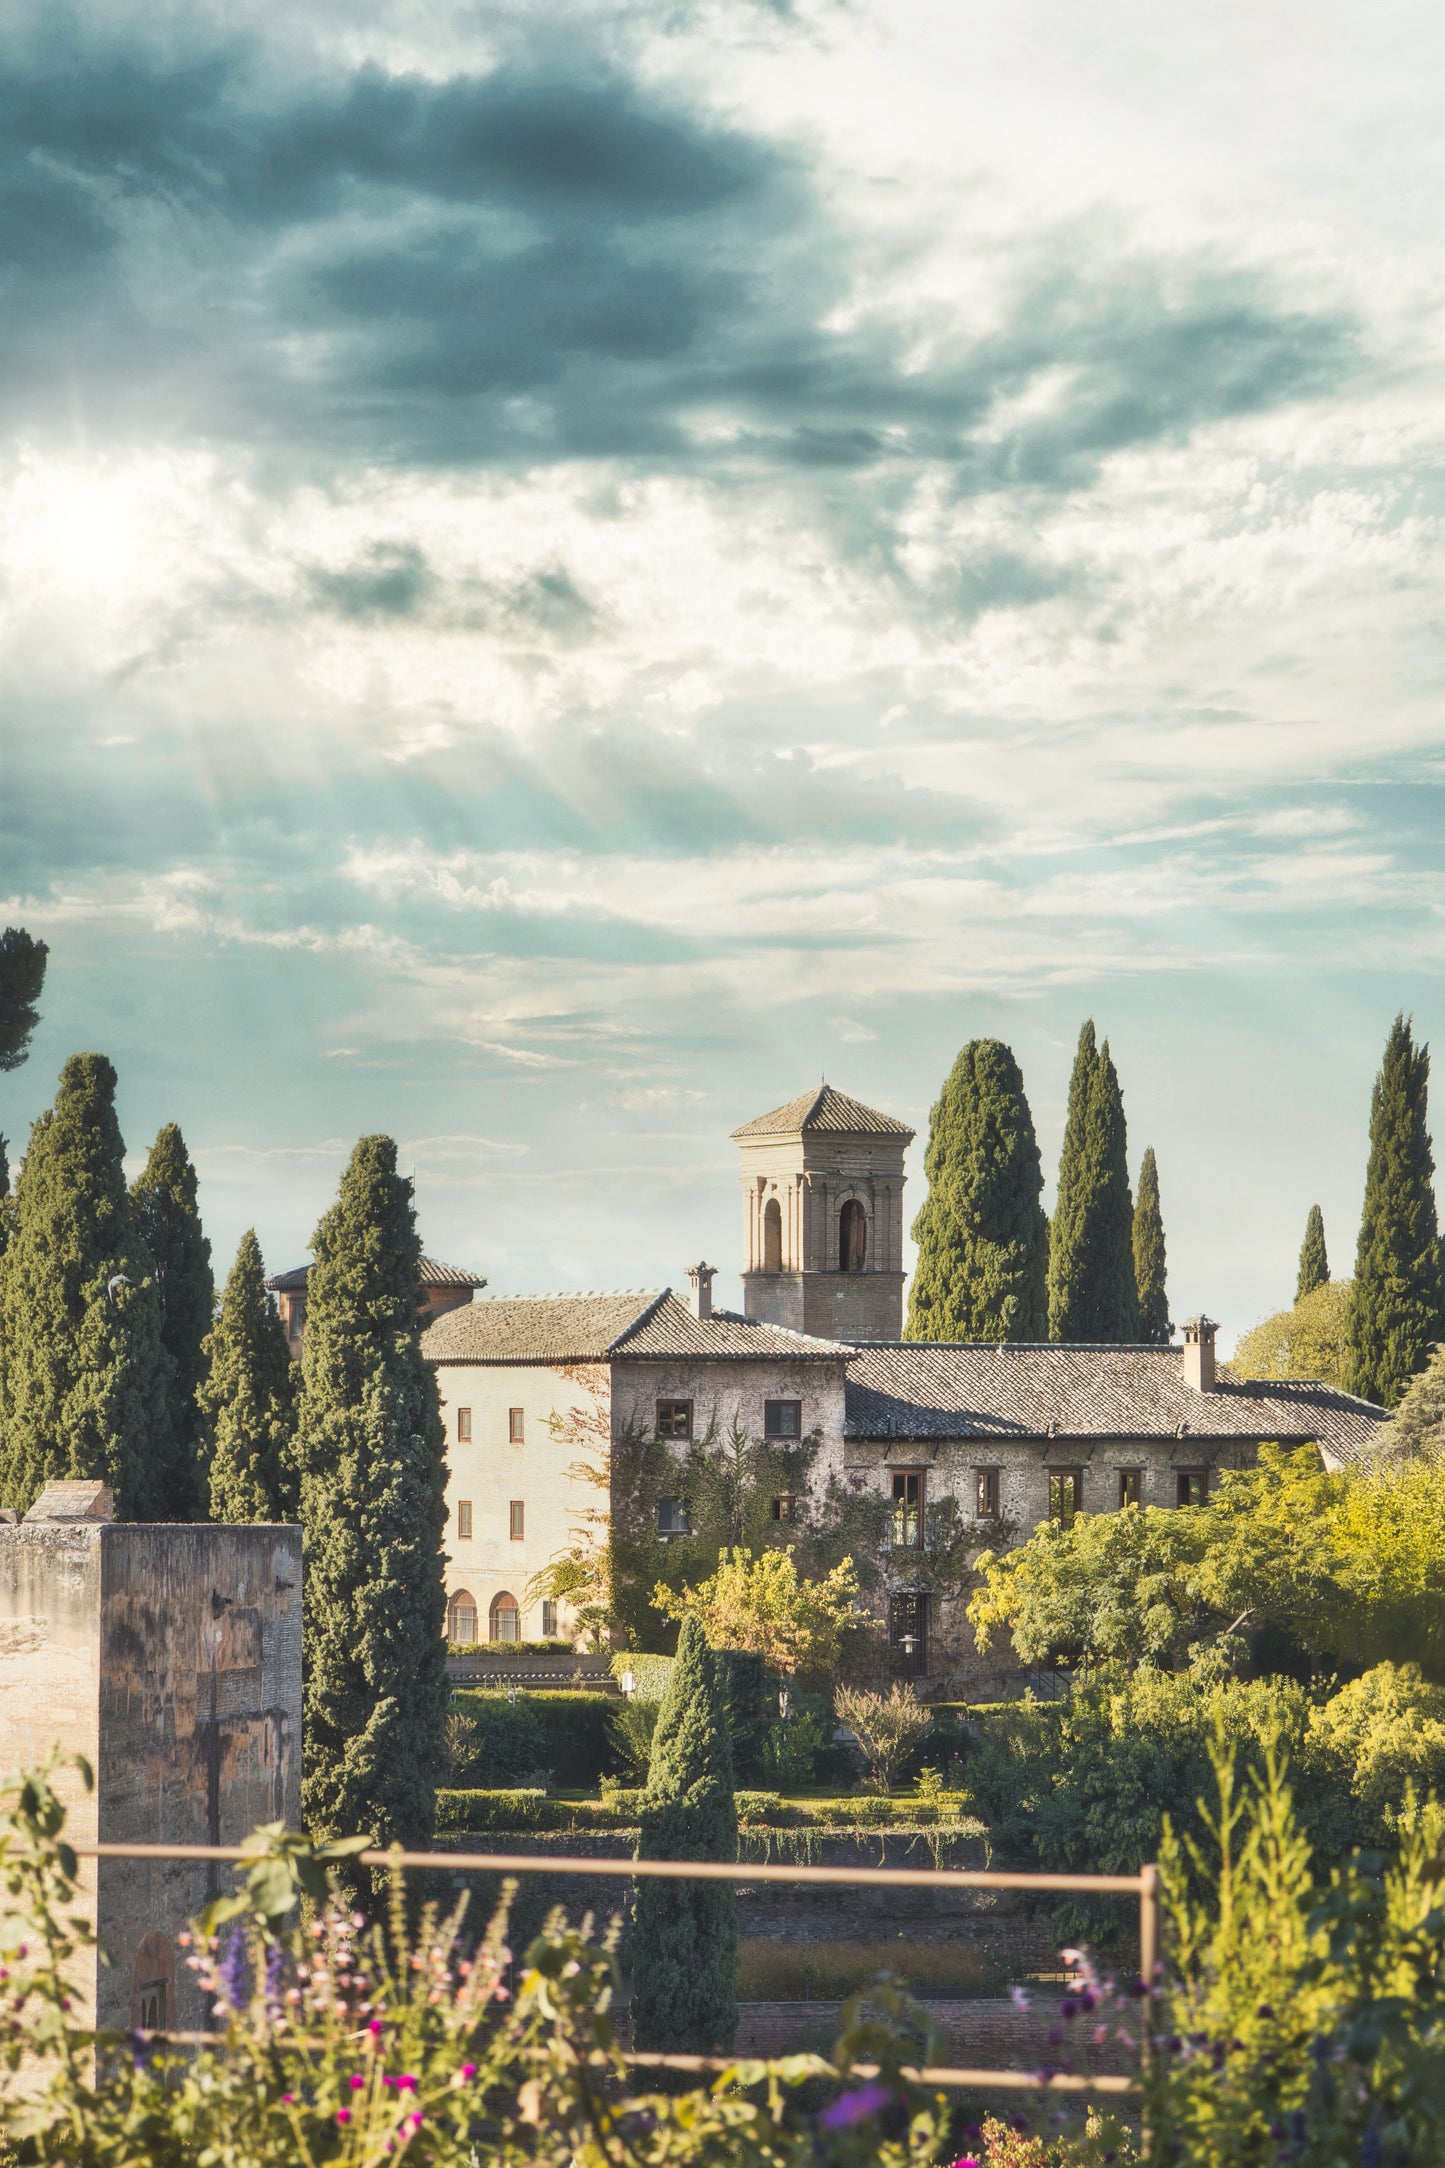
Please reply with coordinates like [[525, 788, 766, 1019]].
[[24, 1480, 115, 1523], [686, 1262, 716, 1321], [1181, 1316, 1218, 1394]]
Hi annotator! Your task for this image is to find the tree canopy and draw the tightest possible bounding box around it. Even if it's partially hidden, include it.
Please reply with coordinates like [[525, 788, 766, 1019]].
[[905, 1038, 1048, 1341], [131, 1121, 214, 1518], [1132, 1144, 1170, 1344], [1230, 1279, 1353, 1389], [1297, 1204, 1329, 1303], [1343, 1014, 1444, 1406], [0, 927, 47, 1073], [294, 1136, 449, 1851], [201, 1229, 299, 1522], [652, 1545, 860, 1677], [1048, 1026, 1139, 1342]]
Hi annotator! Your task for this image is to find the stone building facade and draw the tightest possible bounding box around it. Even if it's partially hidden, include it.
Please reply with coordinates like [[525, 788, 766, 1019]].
[[0, 1483, 302, 2035]]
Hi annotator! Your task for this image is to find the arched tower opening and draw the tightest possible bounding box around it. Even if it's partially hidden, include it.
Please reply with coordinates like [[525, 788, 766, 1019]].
[[763, 1197, 783, 1271], [839, 1199, 867, 1273]]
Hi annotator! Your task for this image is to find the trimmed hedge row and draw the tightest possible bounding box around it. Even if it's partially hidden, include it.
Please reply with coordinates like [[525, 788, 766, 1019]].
[[435, 1787, 979, 1835], [451, 1690, 619, 1789]]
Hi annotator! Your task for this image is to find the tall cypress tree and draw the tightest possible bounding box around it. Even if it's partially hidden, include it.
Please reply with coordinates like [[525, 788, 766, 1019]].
[[0, 927, 47, 1072], [905, 1039, 1048, 1341], [131, 1122, 214, 1518], [1047, 1021, 1097, 1340], [1343, 1015, 1445, 1407], [0, 1054, 175, 1516], [1050, 1031, 1139, 1340], [201, 1230, 298, 1523], [1132, 1144, 1170, 1344], [295, 1136, 449, 1849], [1296, 1205, 1329, 1303], [631, 1614, 738, 2054]]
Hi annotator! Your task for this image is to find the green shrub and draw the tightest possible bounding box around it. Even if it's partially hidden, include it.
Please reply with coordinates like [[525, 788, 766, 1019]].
[[735, 1790, 790, 1826], [1306, 1660, 1445, 1845], [757, 1708, 831, 1788], [451, 1689, 618, 1788], [608, 1695, 659, 1778], [717, 1647, 769, 1781], [610, 1651, 674, 1701], [435, 1787, 555, 1832]]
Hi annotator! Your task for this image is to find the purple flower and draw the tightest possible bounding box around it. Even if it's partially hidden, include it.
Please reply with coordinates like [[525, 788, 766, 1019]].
[[264, 1941, 285, 2004], [219, 1926, 248, 2009], [818, 2083, 894, 2130]]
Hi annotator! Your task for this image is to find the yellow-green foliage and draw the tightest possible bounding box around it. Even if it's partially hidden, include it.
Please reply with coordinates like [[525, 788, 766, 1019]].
[[654, 1546, 860, 1677], [1230, 1277, 1353, 1387]]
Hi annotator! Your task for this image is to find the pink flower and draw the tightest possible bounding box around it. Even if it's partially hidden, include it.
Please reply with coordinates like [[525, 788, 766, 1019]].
[[369, 2018, 384, 2036], [350, 2073, 366, 2090], [407, 2113, 424, 2132], [397, 2074, 417, 2093], [281, 2094, 295, 2106], [336, 2108, 351, 2125], [461, 2063, 478, 2080]]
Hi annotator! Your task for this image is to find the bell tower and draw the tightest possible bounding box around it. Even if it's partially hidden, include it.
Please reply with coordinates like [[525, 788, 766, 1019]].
[[732, 1084, 914, 1344]]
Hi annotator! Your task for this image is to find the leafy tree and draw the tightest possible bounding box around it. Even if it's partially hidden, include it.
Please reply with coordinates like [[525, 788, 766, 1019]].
[[1048, 1030, 1139, 1341], [1384, 1338, 1445, 1458], [653, 1546, 861, 1677], [294, 1136, 449, 1851], [130, 1122, 214, 1517], [0, 927, 47, 1072], [630, 1614, 738, 2055], [833, 1682, 933, 1795], [1230, 1279, 1353, 1389], [1343, 1014, 1445, 1406], [1132, 1144, 1170, 1344], [200, 1230, 299, 1522], [1297, 1203, 1329, 1303], [0, 1053, 175, 1516], [904, 1039, 1048, 1341]]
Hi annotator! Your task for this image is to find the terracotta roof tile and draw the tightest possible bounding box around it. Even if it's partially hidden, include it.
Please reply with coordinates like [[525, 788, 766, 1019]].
[[422, 1289, 849, 1364], [731, 1083, 914, 1141], [843, 1343, 1389, 1461], [266, 1254, 486, 1294]]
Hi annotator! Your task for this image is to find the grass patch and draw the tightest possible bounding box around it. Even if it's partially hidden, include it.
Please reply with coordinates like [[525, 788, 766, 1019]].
[[736, 1937, 1002, 2002]]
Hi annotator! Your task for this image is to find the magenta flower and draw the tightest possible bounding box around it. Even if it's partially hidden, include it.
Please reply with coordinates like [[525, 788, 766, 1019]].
[[336, 2108, 351, 2125], [461, 2063, 478, 2080], [350, 2073, 366, 2090]]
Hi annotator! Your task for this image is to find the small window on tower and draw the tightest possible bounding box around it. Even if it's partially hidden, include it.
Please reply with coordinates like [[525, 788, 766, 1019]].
[[656, 1399, 693, 1440], [509, 1408, 525, 1443], [975, 1468, 999, 1518], [764, 1399, 802, 1438], [457, 1500, 473, 1540], [509, 1500, 525, 1540], [763, 1197, 783, 1272], [839, 1199, 868, 1273], [457, 1407, 472, 1444]]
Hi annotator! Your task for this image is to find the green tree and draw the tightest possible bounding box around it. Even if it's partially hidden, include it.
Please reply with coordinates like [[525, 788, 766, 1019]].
[[630, 1614, 738, 2055], [652, 1546, 861, 1677], [0, 926, 47, 1072], [1296, 1203, 1329, 1303], [200, 1230, 299, 1522], [0, 1054, 175, 1516], [130, 1122, 213, 1518], [1047, 1020, 1096, 1340], [1385, 1338, 1445, 1459], [905, 1039, 1048, 1341], [1132, 1144, 1170, 1344], [294, 1136, 449, 1851], [1049, 1030, 1139, 1341], [1230, 1279, 1353, 1389], [1343, 1014, 1445, 1407]]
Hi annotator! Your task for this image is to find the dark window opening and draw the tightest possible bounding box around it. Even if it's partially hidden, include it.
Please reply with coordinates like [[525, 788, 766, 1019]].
[[889, 1591, 928, 1678], [765, 1399, 802, 1438], [1049, 1468, 1083, 1526], [657, 1497, 691, 1536], [771, 1494, 798, 1522], [763, 1197, 783, 1272], [137, 1981, 167, 2032], [656, 1399, 693, 1440], [839, 1199, 868, 1273], [457, 1500, 473, 1540], [1119, 1469, 1142, 1508], [1177, 1468, 1208, 1507], [975, 1467, 999, 1518], [541, 1599, 558, 1638], [892, 1469, 924, 1549], [508, 1407, 525, 1443]]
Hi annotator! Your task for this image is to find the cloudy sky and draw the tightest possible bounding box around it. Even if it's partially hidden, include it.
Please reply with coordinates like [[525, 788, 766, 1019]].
[[3, 0, 1444, 1343]]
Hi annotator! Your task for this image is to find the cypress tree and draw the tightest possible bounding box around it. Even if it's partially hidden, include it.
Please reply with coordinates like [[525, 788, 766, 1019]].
[[200, 1230, 298, 1522], [295, 1136, 449, 1849], [631, 1614, 738, 2054], [0, 927, 47, 1071], [1132, 1144, 1170, 1344], [1050, 1032, 1139, 1341], [1343, 1015, 1445, 1407], [1386, 1339, 1445, 1457], [131, 1123, 214, 1518], [905, 1039, 1048, 1341], [1047, 1021, 1097, 1339], [0, 1054, 175, 1516], [1296, 1205, 1329, 1304]]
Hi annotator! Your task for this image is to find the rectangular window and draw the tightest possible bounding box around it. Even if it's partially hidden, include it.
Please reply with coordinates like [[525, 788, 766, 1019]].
[[764, 1399, 802, 1439], [892, 1469, 924, 1549], [975, 1467, 999, 1518], [771, 1493, 798, 1522], [657, 1497, 691, 1535], [457, 1407, 472, 1444], [656, 1399, 693, 1441], [1177, 1468, 1208, 1508], [1119, 1468, 1142, 1508], [1049, 1469, 1083, 1526], [508, 1408, 525, 1443], [509, 1500, 525, 1540], [541, 1599, 558, 1638], [456, 1500, 473, 1541]]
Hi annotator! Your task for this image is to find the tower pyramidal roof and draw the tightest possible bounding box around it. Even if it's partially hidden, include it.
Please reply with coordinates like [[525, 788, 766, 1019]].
[[731, 1082, 914, 1142]]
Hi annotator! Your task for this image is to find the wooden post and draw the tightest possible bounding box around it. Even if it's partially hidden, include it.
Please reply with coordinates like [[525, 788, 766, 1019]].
[[1138, 1861, 1159, 2079]]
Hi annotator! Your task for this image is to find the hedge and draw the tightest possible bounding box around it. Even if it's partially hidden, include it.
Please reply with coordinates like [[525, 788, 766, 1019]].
[[451, 1690, 618, 1788], [434, 1786, 983, 1836], [610, 1653, 674, 1702]]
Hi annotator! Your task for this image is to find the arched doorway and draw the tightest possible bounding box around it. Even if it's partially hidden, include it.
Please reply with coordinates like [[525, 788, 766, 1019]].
[[448, 1589, 478, 1645], [489, 1591, 521, 1644], [839, 1199, 867, 1273], [762, 1197, 783, 1272], [131, 1931, 176, 2033]]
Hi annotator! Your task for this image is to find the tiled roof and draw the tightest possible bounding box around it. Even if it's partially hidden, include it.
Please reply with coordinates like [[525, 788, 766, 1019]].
[[266, 1255, 486, 1294], [422, 1289, 849, 1365], [731, 1083, 914, 1141], [843, 1343, 1390, 1461]]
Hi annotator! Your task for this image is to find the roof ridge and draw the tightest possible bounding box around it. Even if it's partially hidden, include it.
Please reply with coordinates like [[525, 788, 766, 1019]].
[[606, 1287, 674, 1352]]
